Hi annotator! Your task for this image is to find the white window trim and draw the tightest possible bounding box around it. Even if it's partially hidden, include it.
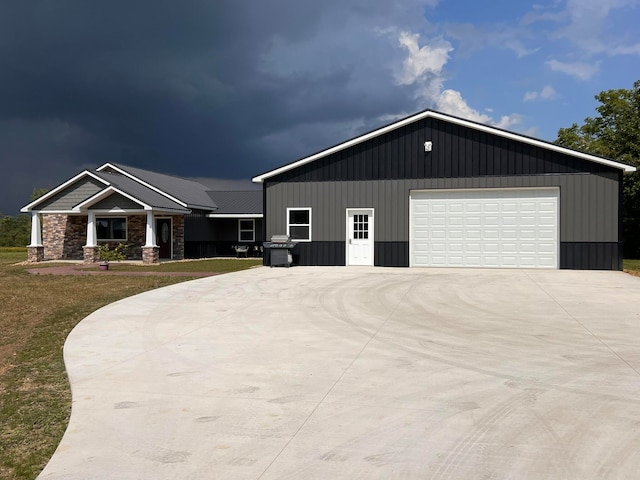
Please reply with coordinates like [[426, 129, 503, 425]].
[[238, 218, 255, 243], [96, 216, 128, 241], [286, 207, 312, 242]]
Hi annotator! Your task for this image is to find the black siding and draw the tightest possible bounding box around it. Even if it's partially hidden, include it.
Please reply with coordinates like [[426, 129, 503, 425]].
[[375, 242, 409, 267], [560, 242, 622, 270], [269, 117, 618, 184]]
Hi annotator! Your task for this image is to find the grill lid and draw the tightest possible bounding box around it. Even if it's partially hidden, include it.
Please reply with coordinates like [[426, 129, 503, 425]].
[[270, 234, 291, 243]]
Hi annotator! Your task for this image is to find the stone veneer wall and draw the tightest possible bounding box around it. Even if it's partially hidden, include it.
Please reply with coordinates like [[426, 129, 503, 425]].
[[43, 214, 87, 260], [42, 213, 185, 261], [125, 215, 145, 260], [172, 215, 185, 260]]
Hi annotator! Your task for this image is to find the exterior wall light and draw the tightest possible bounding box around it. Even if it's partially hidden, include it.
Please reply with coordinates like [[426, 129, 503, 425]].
[[424, 141, 433, 152]]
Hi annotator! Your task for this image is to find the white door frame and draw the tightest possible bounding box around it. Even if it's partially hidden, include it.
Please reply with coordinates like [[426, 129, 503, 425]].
[[345, 208, 374, 266]]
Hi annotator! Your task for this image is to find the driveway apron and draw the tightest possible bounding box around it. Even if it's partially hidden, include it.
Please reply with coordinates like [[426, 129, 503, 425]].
[[38, 267, 640, 479]]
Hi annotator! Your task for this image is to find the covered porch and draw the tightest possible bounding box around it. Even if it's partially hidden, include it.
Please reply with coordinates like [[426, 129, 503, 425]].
[[27, 210, 185, 265]]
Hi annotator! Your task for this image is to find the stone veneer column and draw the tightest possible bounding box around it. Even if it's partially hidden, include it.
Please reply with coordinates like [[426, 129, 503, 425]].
[[27, 246, 45, 262], [27, 211, 44, 262], [83, 246, 99, 264], [142, 246, 159, 264]]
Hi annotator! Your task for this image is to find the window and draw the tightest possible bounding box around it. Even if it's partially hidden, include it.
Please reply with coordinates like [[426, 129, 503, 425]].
[[96, 217, 127, 241], [287, 208, 311, 241], [353, 214, 369, 239], [238, 219, 255, 242]]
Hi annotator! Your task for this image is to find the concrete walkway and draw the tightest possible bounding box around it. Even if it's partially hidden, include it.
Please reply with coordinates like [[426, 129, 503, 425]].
[[39, 267, 640, 479]]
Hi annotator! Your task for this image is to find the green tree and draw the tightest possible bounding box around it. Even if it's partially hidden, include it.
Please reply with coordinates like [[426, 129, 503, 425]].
[[0, 187, 49, 247], [0, 214, 30, 246], [555, 80, 640, 257]]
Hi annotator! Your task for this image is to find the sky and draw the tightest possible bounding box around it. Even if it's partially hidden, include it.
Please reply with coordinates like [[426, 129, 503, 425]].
[[1, 0, 639, 215]]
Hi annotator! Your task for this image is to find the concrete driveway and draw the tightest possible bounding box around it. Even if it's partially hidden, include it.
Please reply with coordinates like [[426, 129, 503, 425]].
[[39, 267, 640, 479]]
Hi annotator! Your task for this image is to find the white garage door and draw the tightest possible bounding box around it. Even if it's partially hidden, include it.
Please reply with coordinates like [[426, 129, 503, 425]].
[[410, 188, 559, 269]]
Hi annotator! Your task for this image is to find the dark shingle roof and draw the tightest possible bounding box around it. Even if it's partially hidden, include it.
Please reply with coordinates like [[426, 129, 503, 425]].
[[101, 163, 217, 210], [92, 172, 190, 212], [207, 191, 262, 215]]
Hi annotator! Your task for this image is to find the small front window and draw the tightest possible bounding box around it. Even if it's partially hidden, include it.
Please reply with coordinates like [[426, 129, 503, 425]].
[[238, 219, 255, 242], [96, 217, 127, 241], [287, 208, 311, 241]]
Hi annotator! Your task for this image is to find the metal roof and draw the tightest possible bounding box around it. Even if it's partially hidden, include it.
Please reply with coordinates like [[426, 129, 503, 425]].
[[252, 109, 637, 183], [91, 172, 191, 212], [207, 191, 262, 215], [98, 163, 218, 210]]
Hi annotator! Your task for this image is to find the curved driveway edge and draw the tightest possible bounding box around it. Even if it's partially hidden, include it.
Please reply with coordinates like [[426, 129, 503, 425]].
[[39, 267, 640, 479]]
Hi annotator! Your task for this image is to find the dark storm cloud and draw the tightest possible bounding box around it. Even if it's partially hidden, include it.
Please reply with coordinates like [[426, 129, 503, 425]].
[[0, 0, 428, 214]]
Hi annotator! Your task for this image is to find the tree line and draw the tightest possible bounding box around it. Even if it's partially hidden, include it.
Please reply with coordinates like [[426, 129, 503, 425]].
[[0, 188, 47, 247]]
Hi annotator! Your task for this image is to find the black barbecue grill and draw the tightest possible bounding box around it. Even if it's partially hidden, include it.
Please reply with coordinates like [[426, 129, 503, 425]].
[[263, 234, 296, 267]]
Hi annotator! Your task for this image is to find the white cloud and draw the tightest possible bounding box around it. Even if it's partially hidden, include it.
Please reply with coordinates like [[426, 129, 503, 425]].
[[434, 90, 491, 123], [394, 31, 523, 131], [523, 85, 559, 102], [545, 59, 599, 80], [609, 43, 640, 55], [395, 32, 452, 85], [524, 0, 640, 56], [443, 23, 539, 58]]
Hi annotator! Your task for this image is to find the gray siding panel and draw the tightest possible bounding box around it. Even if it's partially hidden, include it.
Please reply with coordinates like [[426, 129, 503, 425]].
[[90, 193, 143, 210], [266, 173, 619, 244], [38, 177, 105, 211]]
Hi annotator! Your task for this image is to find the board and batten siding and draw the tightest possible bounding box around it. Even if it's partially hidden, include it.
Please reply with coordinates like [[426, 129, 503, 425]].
[[262, 114, 624, 269], [37, 177, 105, 211], [271, 117, 616, 183], [265, 172, 621, 269], [266, 174, 619, 243]]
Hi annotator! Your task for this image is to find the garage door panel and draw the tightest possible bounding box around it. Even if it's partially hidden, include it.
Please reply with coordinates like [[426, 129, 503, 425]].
[[411, 188, 558, 269]]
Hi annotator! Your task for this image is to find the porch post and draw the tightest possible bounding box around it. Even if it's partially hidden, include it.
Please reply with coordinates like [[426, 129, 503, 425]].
[[29, 211, 42, 247], [145, 211, 157, 247], [82, 211, 99, 264], [27, 211, 45, 262], [86, 212, 97, 247], [142, 211, 159, 264]]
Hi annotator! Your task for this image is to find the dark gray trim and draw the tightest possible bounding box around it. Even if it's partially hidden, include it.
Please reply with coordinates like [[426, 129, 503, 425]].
[[559, 242, 622, 270], [274, 240, 622, 270], [375, 242, 408, 267]]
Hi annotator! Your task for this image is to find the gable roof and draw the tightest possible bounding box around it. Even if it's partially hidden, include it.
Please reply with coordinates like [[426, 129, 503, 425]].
[[252, 109, 636, 183], [97, 163, 218, 210], [89, 171, 191, 212], [207, 191, 263, 217]]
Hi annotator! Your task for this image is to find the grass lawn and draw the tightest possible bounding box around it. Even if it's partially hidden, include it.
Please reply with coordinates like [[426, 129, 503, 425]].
[[623, 259, 640, 276], [0, 251, 261, 480]]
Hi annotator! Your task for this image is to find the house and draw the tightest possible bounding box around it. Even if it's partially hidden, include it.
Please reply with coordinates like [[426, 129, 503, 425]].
[[253, 109, 636, 270], [21, 163, 263, 264]]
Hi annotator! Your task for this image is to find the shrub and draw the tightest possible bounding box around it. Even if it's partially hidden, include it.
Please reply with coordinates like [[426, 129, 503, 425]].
[[98, 243, 128, 262]]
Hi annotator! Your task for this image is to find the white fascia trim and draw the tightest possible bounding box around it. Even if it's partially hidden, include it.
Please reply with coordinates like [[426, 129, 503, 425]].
[[206, 213, 264, 218], [88, 209, 148, 214], [74, 186, 151, 211], [36, 210, 82, 215], [97, 162, 189, 208], [20, 170, 109, 212], [251, 110, 636, 183], [426, 111, 636, 174]]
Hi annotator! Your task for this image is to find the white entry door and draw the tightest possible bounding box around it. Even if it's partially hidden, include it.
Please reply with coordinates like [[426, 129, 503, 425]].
[[346, 209, 374, 266]]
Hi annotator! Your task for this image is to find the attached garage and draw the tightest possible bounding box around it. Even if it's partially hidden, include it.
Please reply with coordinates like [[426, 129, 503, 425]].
[[410, 188, 558, 268], [253, 109, 635, 270]]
